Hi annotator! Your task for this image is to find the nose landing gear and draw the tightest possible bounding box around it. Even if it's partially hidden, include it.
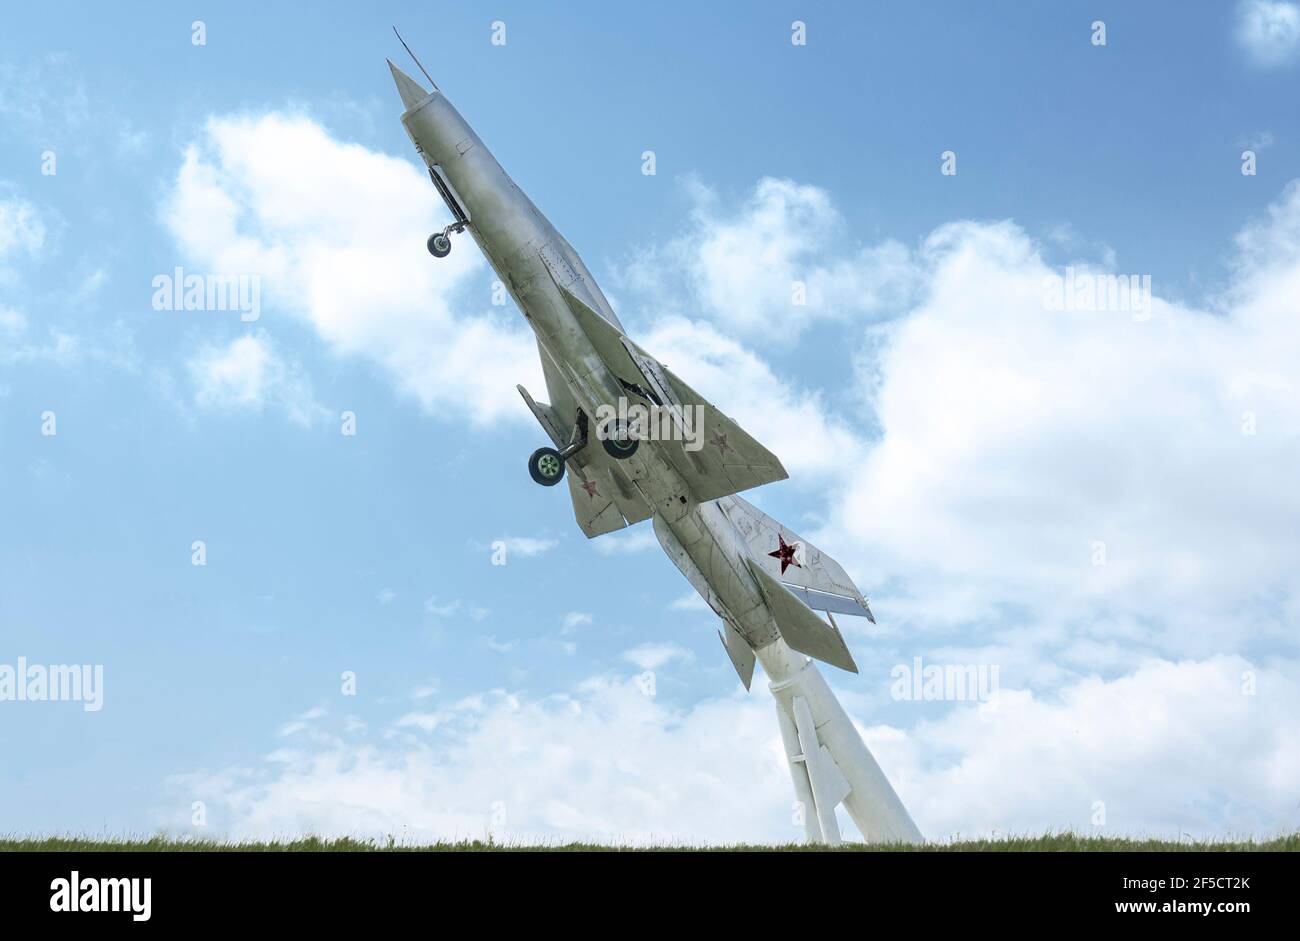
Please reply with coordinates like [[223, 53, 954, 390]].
[[427, 221, 467, 259], [427, 231, 452, 257]]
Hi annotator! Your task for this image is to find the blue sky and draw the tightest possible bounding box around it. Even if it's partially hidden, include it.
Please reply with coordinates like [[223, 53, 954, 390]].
[[2, 1, 1299, 843]]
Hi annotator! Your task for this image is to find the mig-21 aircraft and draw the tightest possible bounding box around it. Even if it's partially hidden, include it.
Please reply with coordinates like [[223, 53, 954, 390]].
[[389, 35, 921, 844]]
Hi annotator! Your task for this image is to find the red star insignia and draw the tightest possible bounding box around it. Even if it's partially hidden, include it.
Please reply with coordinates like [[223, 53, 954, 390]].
[[580, 479, 599, 499], [768, 534, 801, 575], [712, 431, 730, 453]]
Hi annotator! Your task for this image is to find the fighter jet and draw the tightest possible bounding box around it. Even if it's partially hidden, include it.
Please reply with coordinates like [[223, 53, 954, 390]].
[[389, 38, 922, 845]]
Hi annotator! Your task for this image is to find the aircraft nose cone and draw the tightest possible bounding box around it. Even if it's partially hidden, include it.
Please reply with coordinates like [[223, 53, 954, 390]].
[[388, 59, 432, 111]]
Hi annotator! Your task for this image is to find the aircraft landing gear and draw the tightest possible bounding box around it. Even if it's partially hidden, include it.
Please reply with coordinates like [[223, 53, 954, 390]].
[[427, 221, 467, 259], [527, 412, 589, 487], [528, 447, 565, 486], [427, 232, 451, 257]]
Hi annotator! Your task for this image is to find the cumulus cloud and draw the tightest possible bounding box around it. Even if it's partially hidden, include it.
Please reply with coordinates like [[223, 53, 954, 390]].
[[894, 656, 1300, 839], [169, 676, 793, 845], [622, 642, 695, 671], [187, 332, 324, 425], [1236, 1, 1300, 67], [162, 113, 540, 424], [166, 655, 1300, 844], [619, 177, 915, 340], [825, 195, 1300, 667]]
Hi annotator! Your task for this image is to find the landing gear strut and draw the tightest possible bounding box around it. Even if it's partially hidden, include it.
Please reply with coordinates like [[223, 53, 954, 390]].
[[527, 413, 589, 487]]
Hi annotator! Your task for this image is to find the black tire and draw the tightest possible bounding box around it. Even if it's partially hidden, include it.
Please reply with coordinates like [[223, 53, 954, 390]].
[[528, 447, 565, 486], [428, 233, 452, 258], [600, 420, 640, 460]]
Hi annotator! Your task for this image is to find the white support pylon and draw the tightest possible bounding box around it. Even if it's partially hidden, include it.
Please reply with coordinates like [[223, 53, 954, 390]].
[[758, 637, 923, 846]]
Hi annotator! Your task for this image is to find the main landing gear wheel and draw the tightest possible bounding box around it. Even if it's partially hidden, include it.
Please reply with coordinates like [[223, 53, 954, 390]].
[[427, 232, 452, 258], [600, 420, 640, 460], [528, 447, 565, 486]]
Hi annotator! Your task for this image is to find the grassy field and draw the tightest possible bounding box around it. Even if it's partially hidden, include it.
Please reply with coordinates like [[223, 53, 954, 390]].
[[3, 833, 1297, 852]]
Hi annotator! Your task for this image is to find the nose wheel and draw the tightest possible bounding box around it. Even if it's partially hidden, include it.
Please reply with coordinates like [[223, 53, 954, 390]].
[[427, 232, 451, 257], [427, 221, 467, 259]]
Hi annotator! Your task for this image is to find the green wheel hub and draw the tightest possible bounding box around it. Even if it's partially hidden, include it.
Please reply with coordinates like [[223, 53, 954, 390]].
[[538, 454, 562, 477]]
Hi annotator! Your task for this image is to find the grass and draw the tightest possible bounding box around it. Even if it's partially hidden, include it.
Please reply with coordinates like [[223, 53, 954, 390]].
[[2, 833, 1297, 852]]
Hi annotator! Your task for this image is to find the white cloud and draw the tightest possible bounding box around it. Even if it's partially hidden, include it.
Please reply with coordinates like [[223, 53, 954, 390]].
[[561, 611, 592, 634], [423, 597, 489, 621], [0, 324, 135, 370], [1236, 1, 1300, 66], [494, 535, 559, 558], [376, 588, 396, 606], [823, 192, 1300, 654], [590, 526, 657, 555], [172, 676, 793, 845], [162, 113, 541, 425], [620, 177, 915, 340], [0, 305, 25, 337], [484, 636, 520, 654], [622, 642, 695, 671], [670, 592, 709, 612], [0, 195, 45, 261], [168, 656, 1300, 844], [187, 333, 323, 425], [277, 705, 328, 738], [1240, 129, 1275, 152], [892, 656, 1300, 839]]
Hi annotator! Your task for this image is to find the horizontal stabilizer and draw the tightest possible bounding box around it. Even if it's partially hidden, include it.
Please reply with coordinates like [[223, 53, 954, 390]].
[[744, 557, 858, 673], [783, 584, 873, 620], [720, 495, 874, 622]]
